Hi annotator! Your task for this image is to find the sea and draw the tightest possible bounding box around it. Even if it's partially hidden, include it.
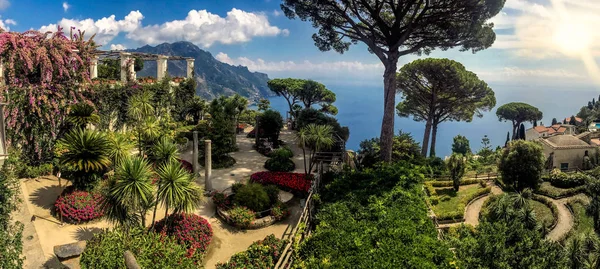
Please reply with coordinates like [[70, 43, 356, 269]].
[[257, 83, 600, 159]]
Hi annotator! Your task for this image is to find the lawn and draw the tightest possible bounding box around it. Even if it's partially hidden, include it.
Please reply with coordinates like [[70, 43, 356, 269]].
[[530, 199, 554, 229], [535, 182, 585, 199], [431, 184, 490, 221], [566, 200, 594, 241]]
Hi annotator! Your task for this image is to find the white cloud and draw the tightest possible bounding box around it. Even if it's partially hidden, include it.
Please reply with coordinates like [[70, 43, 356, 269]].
[[215, 52, 382, 76], [4, 19, 15, 25], [0, 0, 9, 10], [272, 10, 282, 17], [38, 8, 286, 48], [109, 44, 126, 51], [474, 66, 587, 84], [0, 18, 16, 31], [62, 2, 70, 12], [127, 9, 288, 47], [39, 11, 144, 45]]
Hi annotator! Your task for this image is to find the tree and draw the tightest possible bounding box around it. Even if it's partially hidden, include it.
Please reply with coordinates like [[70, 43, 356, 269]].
[[552, 118, 558, 125], [301, 124, 334, 173], [150, 137, 179, 166], [533, 120, 537, 127], [257, 98, 271, 111], [107, 133, 134, 167], [499, 140, 544, 191], [496, 102, 543, 140], [281, 1, 503, 162], [267, 78, 304, 120], [298, 80, 337, 115], [589, 102, 594, 110], [451, 135, 471, 156], [477, 135, 493, 160], [358, 130, 422, 168], [505, 132, 510, 147], [396, 58, 495, 156], [447, 154, 466, 191], [228, 94, 249, 144], [128, 91, 155, 154], [260, 110, 284, 148], [570, 115, 577, 125], [519, 123, 526, 140], [0, 157, 24, 268], [59, 129, 111, 190]]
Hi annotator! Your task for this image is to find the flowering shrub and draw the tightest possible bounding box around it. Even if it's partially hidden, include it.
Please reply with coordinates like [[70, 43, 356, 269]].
[[215, 234, 287, 269], [250, 171, 313, 193], [54, 189, 103, 223], [228, 206, 255, 228], [211, 190, 232, 209], [271, 202, 290, 221], [153, 213, 213, 262]]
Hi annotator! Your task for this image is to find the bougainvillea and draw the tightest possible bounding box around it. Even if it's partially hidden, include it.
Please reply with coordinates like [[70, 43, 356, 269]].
[[250, 171, 313, 193], [152, 213, 213, 263], [0, 27, 97, 164], [54, 189, 104, 223]]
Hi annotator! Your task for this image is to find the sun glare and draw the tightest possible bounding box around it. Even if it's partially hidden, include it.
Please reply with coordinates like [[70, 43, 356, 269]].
[[552, 21, 592, 56]]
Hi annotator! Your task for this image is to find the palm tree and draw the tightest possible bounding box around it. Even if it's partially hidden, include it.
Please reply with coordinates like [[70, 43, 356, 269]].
[[151, 160, 203, 228], [102, 156, 154, 228], [150, 137, 179, 166], [303, 124, 334, 173], [108, 133, 134, 166], [59, 129, 111, 190], [296, 128, 309, 175], [447, 153, 466, 191], [128, 91, 155, 154], [67, 103, 100, 129]]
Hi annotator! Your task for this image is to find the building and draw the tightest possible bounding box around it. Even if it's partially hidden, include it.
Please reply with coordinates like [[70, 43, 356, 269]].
[[564, 116, 584, 125], [525, 124, 575, 141], [539, 135, 597, 171]]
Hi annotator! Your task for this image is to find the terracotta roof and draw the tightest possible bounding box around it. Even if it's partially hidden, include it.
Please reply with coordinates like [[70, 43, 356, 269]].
[[534, 126, 548, 133], [530, 124, 571, 135], [564, 117, 583, 123], [551, 124, 561, 128], [591, 138, 600, 146], [557, 127, 567, 133], [542, 135, 594, 149], [547, 128, 556, 134]]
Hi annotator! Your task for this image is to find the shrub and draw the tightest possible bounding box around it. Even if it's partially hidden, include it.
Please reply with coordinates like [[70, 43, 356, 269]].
[[543, 169, 590, 188], [211, 191, 232, 209], [264, 184, 280, 204], [54, 189, 104, 223], [271, 202, 290, 221], [250, 171, 313, 193], [531, 194, 559, 229], [16, 163, 54, 179], [215, 234, 287, 269], [270, 147, 294, 159], [233, 183, 271, 212], [228, 206, 255, 228], [534, 183, 586, 199], [80, 227, 197, 268], [153, 213, 213, 260], [264, 158, 295, 172], [231, 182, 244, 194], [499, 140, 544, 191], [427, 179, 481, 187]]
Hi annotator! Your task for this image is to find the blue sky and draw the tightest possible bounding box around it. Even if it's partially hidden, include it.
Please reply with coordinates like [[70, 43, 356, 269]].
[[0, 0, 599, 88]]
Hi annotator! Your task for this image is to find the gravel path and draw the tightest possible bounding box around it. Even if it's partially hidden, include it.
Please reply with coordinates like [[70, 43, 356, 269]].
[[463, 184, 503, 226]]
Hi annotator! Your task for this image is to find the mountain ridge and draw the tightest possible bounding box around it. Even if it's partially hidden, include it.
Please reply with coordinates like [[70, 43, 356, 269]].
[[132, 41, 273, 100]]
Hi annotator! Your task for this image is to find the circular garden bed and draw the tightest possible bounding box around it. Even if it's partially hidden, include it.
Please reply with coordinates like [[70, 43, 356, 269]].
[[54, 186, 104, 224], [212, 182, 291, 229]]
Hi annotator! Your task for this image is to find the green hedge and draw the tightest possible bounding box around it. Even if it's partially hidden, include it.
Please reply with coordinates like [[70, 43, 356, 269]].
[[542, 169, 591, 188], [435, 187, 491, 221], [427, 179, 482, 188], [531, 194, 559, 230], [534, 183, 586, 199]]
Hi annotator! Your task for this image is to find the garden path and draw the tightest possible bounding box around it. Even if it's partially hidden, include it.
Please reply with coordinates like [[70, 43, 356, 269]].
[[543, 194, 588, 242], [463, 183, 503, 226]]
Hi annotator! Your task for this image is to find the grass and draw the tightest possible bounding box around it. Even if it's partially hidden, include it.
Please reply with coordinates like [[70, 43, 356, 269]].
[[565, 200, 594, 241], [535, 182, 586, 199], [530, 199, 554, 229], [431, 184, 490, 220]]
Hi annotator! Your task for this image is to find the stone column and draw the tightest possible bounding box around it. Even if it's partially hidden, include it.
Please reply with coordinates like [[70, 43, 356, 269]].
[[90, 56, 99, 79], [193, 131, 199, 176], [157, 55, 169, 81], [129, 57, 136, 82], [186, 58, 195, 78], [0, 61, 4, 86], [120, 52, 131, 83], [204, 140, 212, 191]]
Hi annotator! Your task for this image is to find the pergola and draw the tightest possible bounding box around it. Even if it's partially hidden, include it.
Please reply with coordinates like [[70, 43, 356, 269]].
[[90, 51, 195, 83]]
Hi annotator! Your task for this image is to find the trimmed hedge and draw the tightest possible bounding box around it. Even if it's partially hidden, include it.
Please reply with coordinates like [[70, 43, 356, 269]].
[[542, 169, 591, 188], [534, 183, 586, 199], [531, 194, 559, 230], [427, 179, 482, 188], [435, 187, 491, 221]]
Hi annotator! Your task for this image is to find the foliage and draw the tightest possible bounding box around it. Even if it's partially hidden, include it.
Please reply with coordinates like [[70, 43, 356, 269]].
[[476, 135, 495, 164], [55, 188, 104, 223], [451, 135, 471, 155], [59, 129, 111, 190], [496, 102, 543, 140], [281, 0, 503, 161], [271, 201, 290, 221], [202, 96, 238, 164], [215, 234, 287, 269], [533, 182, 586, 199], [250, 172, 313, 194], [297, 163, 453, 268], [154, 161, 203, 220], [80, 227, 198, 268], [107, 132, 134, 166], [238, 109, 258, 125], [260, 109, 284, 147], [299, 124, 335, 173], [227, 206, 255, 228], [295, 108, 349, 142], [233, 183, 272, 212], [1, 28, 97, 165], [431, 186, 491, 221], [499, 140, 545, 191], [14, 163, 53, 179], [257, 98, 271, 111], [426, 179, 482, 188], [67, 103, 100, 129], [101, 156, 154, 228], [587, 180, 600, 233], [543, 169, 591, 188], [211, 190, 232, 209], [0, 154, 24, 268], [396, 59, 495, 157], [297, 79, 337, 114], [358, 130, 422, 168], [264, 147, 295, 172], [150, 137, 179, 166], [447, 153, 466, 191], [267, 78, 304, 119], [153, 213, 213, 261]]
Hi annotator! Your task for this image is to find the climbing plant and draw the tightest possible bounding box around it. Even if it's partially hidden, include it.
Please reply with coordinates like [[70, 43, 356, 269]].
[[0, 27, 97, 165]]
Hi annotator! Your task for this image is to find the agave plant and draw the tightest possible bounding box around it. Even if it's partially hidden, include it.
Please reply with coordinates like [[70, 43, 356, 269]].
[[59, 129, 111, 190], [67, 103, 100, 129], [151, 160, 203, 227], [103, 156, 154, 228]]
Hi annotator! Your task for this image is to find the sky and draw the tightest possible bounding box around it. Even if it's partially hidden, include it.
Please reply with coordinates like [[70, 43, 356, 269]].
[[0, 0, 598, 88]]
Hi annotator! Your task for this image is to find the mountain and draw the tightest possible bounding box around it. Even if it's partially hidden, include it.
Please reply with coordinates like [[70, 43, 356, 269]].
[[132, 41, 273, 99]]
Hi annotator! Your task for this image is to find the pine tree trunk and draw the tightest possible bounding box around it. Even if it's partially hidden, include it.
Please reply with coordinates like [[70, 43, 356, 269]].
[[430, 120, 439, 157], [421, 120, 432, 157], [380, 60, 399, 162]]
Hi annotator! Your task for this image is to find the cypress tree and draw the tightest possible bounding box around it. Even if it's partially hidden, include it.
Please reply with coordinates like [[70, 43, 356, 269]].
[[533, 121, 537, 127], [519, 123, 526, 140], [505, 131, 510, 146], [570, 115, 577, 125], [552, 118, 558, 125]]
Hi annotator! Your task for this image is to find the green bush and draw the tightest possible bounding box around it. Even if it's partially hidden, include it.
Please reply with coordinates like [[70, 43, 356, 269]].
[[542, 169, 590, 188], [17, 163, 53, 178], [264, 184, 280, 204], [80, 228, 198, 268], [534, 183, 586, 199], [427, 179, 481, 187], [227, 206, 255, 228], [270, 147, 293, 159], [264, 158, 295, 172], [231, 182, 244, 194], [233, 183, 271, 212], [215, 234, 287, 269]]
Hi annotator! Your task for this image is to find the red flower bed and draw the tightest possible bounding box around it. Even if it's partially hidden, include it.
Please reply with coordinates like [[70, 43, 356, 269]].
[[153, 213, 213, 259], [55, 190, 104, 223], [250, 171, 313, 193]]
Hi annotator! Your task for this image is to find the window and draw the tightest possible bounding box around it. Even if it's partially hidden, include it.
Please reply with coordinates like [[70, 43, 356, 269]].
[[560, 163, 569, 171]]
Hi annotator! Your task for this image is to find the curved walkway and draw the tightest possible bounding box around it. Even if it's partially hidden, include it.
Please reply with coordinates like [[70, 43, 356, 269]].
[[463, 184, 503, 226]]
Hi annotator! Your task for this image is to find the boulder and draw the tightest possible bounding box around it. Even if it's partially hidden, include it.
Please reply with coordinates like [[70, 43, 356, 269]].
[[124, 250, 141, 269], [54, 241, 87, 259], [278, 190, 294, 204], [61, 256, 81, 269]]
